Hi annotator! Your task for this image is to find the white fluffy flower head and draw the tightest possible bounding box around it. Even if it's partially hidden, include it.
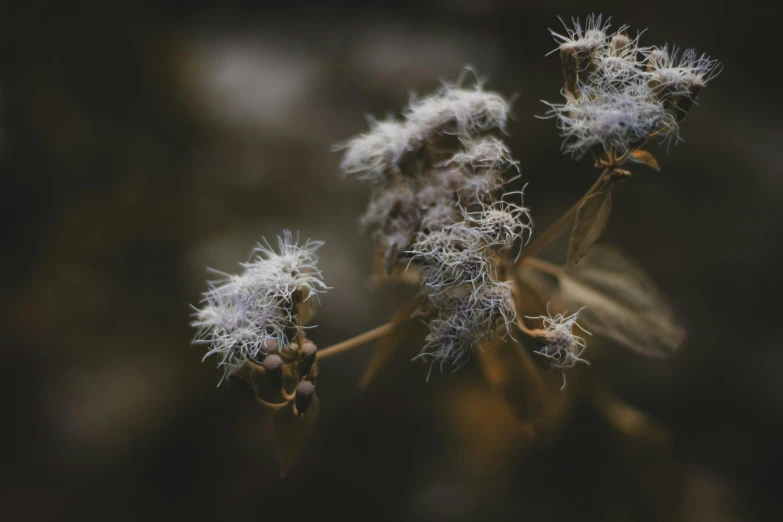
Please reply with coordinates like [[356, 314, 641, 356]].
[[460, 192, 532, 257], [544, 85, 678, 157], [337, 118, 422, 184], [440, 136, 519, 175], [192, 230, 327, 384], [416, 281, 516, 379], [527, 304, 591, 389], [550, 13, 612, 55], [405, 81, 511, 137]]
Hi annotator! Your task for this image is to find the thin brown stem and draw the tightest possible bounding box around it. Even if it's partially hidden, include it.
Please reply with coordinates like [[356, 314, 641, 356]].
[[503, 264, 549, 407], [517, 166, 611, 264], [515, 315, 544, 339], [316, 321, 396, 360], [255, 397, 292, 411], [249, 376, 294, 411], [521, 257, 565, 278]]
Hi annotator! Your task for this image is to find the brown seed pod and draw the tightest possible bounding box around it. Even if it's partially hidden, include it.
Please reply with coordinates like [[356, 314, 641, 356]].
[[298, 342, 318, 377], [263, 354, 284, 390], [295, 381, 315, 414]]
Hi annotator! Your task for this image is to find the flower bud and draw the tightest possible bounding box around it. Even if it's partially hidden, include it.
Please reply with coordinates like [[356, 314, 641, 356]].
[[609, 34, 630, 56], [645, 48, 669, 72], [295, 381, 315, 414], [559, 41, 600, 98], [298, 342, 318, 377], [263, 354, 284, 390], [263, 338, 279, 355]]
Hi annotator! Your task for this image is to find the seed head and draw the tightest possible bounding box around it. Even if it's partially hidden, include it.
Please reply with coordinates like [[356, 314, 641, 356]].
[[416, 281, 516, 379], [543, 84, 678, 157], [459, 194, 532, 257], [551, 14, 612, 96], [337, 117, 422, 184], [405, 81, 511, 137], [644, 45, 721, 120], [527, 304, 591, 389], [192, 231, 327, 384], [441, 136, 519, 176]]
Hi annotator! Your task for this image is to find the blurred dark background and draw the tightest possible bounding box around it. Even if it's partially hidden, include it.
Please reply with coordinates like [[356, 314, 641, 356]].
[[2, 0, 780, 520]]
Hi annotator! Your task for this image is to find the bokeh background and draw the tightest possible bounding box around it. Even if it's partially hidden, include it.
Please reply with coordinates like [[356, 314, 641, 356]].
[[3, 0, 780, 520]]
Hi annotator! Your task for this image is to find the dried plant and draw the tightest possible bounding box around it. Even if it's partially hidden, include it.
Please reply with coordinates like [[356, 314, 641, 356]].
[[191, 15, 718, 476]]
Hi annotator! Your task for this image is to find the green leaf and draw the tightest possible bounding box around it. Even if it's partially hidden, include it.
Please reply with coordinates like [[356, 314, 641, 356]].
[[358, 298, 421, 390], [272, 394, 319, 477], [557, 246, 686, 359], [567, 188, 614, 271]]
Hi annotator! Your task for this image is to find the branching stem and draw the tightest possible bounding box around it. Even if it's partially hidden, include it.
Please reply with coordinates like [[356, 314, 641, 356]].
[[517, 166, 612, 263], [316, 321, 396, 360]]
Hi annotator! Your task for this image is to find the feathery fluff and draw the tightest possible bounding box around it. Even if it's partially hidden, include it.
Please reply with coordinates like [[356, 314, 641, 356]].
[[527, 305, 591, 389], [337, 118, 422, 184], [192, 231, 327, 383], [544, 85, 678, 157], [338, 70, 528, 379], [545, 15, 719, 157], [416, 281, 516, 378], [550, 13, 612, 57]]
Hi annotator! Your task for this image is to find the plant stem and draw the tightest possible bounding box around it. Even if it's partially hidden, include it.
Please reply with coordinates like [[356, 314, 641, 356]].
[[515, 315, 543, 339], [521, 257, 565, 278], [316, 321, 395, 360], [517, 166, 611, 264]]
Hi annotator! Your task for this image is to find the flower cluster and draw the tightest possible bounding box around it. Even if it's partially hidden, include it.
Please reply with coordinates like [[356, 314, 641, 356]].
[[192, 230, 327, 383], [338, 73, 531, 375], [544, 14, 720, 158], [527, 305, 591, 389]]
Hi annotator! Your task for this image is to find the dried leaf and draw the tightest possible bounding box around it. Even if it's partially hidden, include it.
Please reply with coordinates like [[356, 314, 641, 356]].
[[475, 337, 545, 421], [567, 188, 614, 271], [629, 150, 661, 171], [358, 298, 421, 390], [557, 246, 685, 359], [272, 394, 319, 477]]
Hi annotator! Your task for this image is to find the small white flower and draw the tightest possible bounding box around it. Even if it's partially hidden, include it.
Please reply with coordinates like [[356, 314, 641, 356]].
[[644, 45, 721, 94], [407, 225, 490, 295], [245, 230, 327, 302], [456, 169, 507, 205], [359, 187, 420, 235], [405, 82, 511, 137], [192, 230, 327, 384], [550, 13, 611, 55], [459, 193, 532, 257], [543, 83, 678, 157], [419, 199, 461, 233], [591, 31, 648, 91], [337, 117, 422, 183], [527, 304, 591, 389], [441, 136, 519, 175], [644, 46, 721, 119], [416, 281, 516, 379]]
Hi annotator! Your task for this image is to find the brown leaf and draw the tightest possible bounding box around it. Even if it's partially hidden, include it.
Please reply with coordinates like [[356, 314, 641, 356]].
[[629, 150, 661, 171], [475, 337, 546, 421], [557, 246, 686, 359], [357, 298, 422, 390], [567, 188, 614, 271], [272, 394, 319, 477]]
